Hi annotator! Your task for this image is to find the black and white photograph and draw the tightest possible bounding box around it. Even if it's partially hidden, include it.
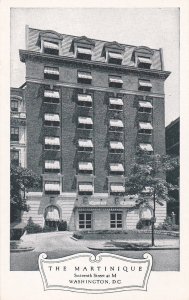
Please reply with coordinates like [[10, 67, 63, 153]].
[[1, 2, 189, 299]]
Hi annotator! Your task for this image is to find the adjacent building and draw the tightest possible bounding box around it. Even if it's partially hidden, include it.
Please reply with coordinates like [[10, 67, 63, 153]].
[[17, 25, 170, 231]]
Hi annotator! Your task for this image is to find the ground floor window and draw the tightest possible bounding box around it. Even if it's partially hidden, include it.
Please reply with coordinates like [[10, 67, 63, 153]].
[[110, 212, 122, 228], [79, 212, 92, 229]]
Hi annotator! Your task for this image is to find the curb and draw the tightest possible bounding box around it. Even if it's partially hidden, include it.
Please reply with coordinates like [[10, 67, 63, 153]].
[[88, 246, 179, 251], [10, 247, 35, 253]]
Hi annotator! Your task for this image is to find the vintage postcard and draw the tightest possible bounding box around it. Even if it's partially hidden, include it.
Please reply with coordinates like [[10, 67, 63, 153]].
[[0, 1, 189, 299]]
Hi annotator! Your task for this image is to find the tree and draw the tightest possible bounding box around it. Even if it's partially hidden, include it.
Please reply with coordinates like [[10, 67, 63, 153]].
[[125, 150, 179, 246], [10, 164, 41, 222]]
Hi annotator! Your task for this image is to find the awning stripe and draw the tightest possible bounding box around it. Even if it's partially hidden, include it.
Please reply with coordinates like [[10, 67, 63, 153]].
[[78, 94, 92, 102], [139, 80, 152, 88], [139, 143, 153, 151], [78, 117, 93, 125], [110, 163, 124, 172], [108, 52, 123, 60], [139, 101, 153, 108], [110, 141, 124, 150], [78, 72, 92, 80], [110, 119, 123, 128], [79, 162, 93, 171], [138, 57, 152, 65], [44, 41, 59, 50], [77, 47, 92, 55], [44, 113, 60, 122], [45, 182, 60, 192], [78, 139, 93, 148], [44, 90, 60, 98], [139, 122, 153, 130], [110, 185, 125, 192], [44, 67, 59, 75], [79, 184, 93, 192], [45, 160, 60, 169], [109, 98, 123, 106], [45, 137, 60, 145]]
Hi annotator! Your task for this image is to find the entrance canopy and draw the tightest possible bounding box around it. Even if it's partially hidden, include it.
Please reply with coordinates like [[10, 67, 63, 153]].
[[45, 205, 60, 221]]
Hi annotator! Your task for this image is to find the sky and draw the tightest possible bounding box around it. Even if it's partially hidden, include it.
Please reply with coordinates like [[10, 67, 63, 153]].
[[10, 8, 179, 126]]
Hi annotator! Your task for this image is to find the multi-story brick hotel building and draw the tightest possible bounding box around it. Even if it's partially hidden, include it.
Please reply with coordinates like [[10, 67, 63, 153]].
[[17, 25, 170, 231]]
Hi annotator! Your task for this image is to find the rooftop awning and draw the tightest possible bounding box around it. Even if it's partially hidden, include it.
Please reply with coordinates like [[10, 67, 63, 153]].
[[109, 98, 123, 106], [77, 47, 92, 55], [79, 184, 93, 192], [79, 162, 93, 171], [139, 143, 153, 152], [44, 67, 59, 75], [139, 101, 153, 108], [108, 52, 123, 60], [44, 113, 60, 122], [78, 72, 92, 80], [45, 160, 60, 169], [110, 184, 125, 193], [45, 206, 60, 221], [141, 207, 152, 219], [44, 90, 60, 98], [45, 137, 60, 145], [138, 56, 152, 65], [44, 41, 59, 50], [109, 77, 123, 84], [78, 117, 93, 125], [110, 119, 123, 128], [110, 163, 124, 172], [78, 94, 92, 102], [139, 80, 152, 88], [45, 182, 60, 192], [139, 122, 153, 130], [110, 141, 124, 150], [78, 139, 93, 148]]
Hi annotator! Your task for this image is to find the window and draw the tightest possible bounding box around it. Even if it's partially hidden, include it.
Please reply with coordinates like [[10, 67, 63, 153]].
[[78, 71, 92, 84], [78, 139, 93, 152], [110, 212, 122, 229], [137, 56, 152, 69], [110, 163, 124, 175], [44, 137, 60, 150], [107, 52, 123, 65], [77, 94, 92, 107], [110, 183, 125, 195], [78, 162, 93, 174], [44, 90, 60, 104], [43, 41, 59, 55], [76, 47, 92, 60], [109, 141, 124, 154], [139, 143, 153, 152], [45, 160, 60, 173], [138, 101, 152, 113], [109, 98, 123, 110], [11, 100, 19, 112], [44, 181, 60, 195], [11, 127, 19, 141], [78, 117, 93, 130], [44, 67, 59, 80], [11, 150, 19, 166], [138, 79, 152, 91], [44, 113, 60, 127], [109, 76, 123, 88], [109, 119, 124, 132], [138, 122, 153, 135], [78, 183, 93, 195], [79, 212, 92, 229]]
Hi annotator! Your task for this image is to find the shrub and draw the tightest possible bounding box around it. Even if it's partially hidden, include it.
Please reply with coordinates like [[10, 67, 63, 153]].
[[43, 225, 56, 232], [73, 232, 84, 239], [58, 220, 67, 231], [136, 220, 144, 230], [10, 228, 24, 240], [25, 217, 43, 234]]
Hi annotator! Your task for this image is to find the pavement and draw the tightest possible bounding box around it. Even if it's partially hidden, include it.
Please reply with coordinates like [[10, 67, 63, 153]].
[[16, 231, 179, 253]]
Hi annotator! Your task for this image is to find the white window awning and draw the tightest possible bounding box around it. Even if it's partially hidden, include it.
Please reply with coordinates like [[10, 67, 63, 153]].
[[78, 117, 93, 125], [138, 56, 152, 65], [139, 122, 153, 130], [139, 101, 153, 108], [78, 72, 92, 80], [110, 119, 123, 128], [77, 47, 92, 55], [44, 90, 60, 98], [79, 162, 93, 171], [45, 160, 60, 169], [45, 137, 60, 145], [109, 77, 123, 84], [110, 184, 125, 193], [109, 98, 123, 106], [141, 207, 152, 219], [110, 141, 124, 150], [108, 52, 123, 60], [44, 67, 59, 75], [78, 94, 92, 102], [45, 206, 60, 221], [79, 184, 93, 192], [44, 41, 59, 50], [78, 139, 93, 148], [45, 182, 60, 192], [44, 113, 60, 122], [110, 163, 124, 172], [139, 80, 152, 88], [142, 187, 153, 194], [139, 143, 153, 152]]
